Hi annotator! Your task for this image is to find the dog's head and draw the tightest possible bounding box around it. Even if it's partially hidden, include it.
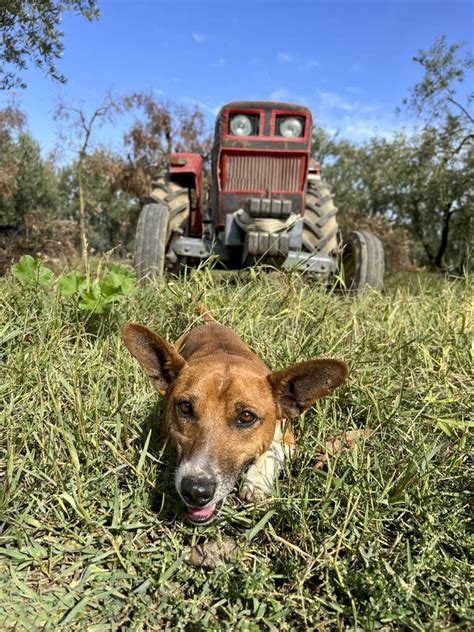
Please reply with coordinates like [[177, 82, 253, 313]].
[[123, 323, 348, 524]]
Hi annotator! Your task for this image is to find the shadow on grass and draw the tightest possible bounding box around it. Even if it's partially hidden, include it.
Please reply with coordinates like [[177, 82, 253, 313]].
[[136, 400, 185, 522]]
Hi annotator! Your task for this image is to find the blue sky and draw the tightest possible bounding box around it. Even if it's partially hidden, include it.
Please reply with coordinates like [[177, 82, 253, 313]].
[[3, 0, 473, 155]]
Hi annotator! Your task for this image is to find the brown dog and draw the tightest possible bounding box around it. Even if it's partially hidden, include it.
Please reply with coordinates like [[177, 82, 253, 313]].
[[122, 316, 348, 524]]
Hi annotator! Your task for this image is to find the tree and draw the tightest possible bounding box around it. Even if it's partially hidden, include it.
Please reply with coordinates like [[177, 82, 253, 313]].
[[120, 93, 212, 200], [402, 36, 473, 268], [53, 95, 212, 262], [403, 35, 473, 158], [58, 148, 137, 255], [313, 124, 472, 270], [314, 37, 473, 271], [0, 105, 60, 227], [388, 126, 471, 269], [0, 104, 25, 201], [55, 94, 122, 267], [0, 0, 99, 89]]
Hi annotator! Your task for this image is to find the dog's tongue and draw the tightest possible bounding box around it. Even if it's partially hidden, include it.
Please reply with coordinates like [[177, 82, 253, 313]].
[[187, 504, 216, 521]]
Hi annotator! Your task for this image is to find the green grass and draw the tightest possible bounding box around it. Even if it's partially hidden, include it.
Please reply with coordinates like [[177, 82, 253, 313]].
[[0, 266, 472, 630]]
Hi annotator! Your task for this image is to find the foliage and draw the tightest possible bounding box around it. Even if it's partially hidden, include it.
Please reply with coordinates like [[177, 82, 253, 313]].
[[0, 130, 61, 228], [0, 104, 25, 198], [403, 35, 473, 155], [2, 37, 472, 273], [54, 94, 124, 267], [10, 255, 136, 313], [120, 93, 212, 200], [401, 36, 473, 268], [312, 38, 473, 271], [0, 105, 61, 229], [0, 268, 471, 628], [315, 126, 472, 270], [0, 0, 99, 89], [59, 262, 136, 313], [57, 148, 138, 254], [11, 254, 53, 288]]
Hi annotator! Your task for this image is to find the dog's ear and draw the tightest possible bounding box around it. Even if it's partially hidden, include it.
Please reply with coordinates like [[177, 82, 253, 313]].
[[268, 359, 348, 419], [122, 323, 186, 395]]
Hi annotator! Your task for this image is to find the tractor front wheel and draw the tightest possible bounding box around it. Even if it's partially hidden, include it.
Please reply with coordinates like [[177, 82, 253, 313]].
[[134, 203, 170, 279], [134, 175, 192, 279], [340, 230, 384, 291], [150, 176, 191, 234], [302, 179, 339, 256]]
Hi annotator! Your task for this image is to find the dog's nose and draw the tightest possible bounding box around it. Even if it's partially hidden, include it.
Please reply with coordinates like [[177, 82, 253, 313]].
[[180, 476, 216, 507]]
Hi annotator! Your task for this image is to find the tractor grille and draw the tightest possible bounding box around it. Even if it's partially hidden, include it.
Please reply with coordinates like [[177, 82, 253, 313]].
[[222, 154, 304, 193]]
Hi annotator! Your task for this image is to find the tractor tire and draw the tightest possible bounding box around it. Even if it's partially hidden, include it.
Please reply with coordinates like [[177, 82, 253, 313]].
[[302, 179, 339, 256], [340, 230, 385, 291], [150, 176, 190, 234], [134, 203, 169, 279]]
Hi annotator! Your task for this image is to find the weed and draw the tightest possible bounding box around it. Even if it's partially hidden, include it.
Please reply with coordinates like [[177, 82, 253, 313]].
[[10, 255, 136, 314]]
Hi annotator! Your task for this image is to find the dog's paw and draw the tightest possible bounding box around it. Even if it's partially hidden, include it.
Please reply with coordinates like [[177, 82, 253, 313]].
[[239, 483, 270, 504]]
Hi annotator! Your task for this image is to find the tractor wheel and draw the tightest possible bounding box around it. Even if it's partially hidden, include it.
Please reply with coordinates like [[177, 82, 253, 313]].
[[150, 175, 191, 234], [340, 230, 385, 291], [134, 203, 169, 279], [135, 175, 192, 279], [302, 179, 339, 256]]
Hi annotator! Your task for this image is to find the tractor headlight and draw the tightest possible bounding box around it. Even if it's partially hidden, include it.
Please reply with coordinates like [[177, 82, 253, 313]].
[[229, 114, 258, 136], [277, 116, 304, 138]]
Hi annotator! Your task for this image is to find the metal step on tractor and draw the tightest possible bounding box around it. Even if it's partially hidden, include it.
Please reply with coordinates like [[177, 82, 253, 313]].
[[134, 100, 384, 291]]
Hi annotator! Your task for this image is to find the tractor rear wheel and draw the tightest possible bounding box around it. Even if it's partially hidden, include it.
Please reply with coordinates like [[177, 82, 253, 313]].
[[340, 230, 385, 291], [134, 203, 169, 279], [302, 179, 339, 256]]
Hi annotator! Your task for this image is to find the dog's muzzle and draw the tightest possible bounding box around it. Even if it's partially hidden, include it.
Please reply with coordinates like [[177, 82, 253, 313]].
[[179, 474, 221, 524], [180, 475, 216, 507]]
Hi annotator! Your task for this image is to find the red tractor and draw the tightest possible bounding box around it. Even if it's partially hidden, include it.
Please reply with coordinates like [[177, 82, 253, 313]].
[[134, 100, 384, 291]]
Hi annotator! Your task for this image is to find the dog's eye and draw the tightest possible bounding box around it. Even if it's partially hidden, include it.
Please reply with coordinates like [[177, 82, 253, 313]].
[[237, 410, 257, 426], [177, 400, 193, 417]]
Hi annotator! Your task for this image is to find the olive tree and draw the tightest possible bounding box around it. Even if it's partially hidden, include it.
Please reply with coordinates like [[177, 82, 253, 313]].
[[0, 0, 99, 89], [120, 93, 212, 201], [0, 104, 59, 227], [403, 35, 473, 158], [55, 94, 121, 267]]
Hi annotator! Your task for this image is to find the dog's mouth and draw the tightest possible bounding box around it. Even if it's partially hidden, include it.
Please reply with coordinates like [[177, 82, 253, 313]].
[[186, 500, 223, 525]]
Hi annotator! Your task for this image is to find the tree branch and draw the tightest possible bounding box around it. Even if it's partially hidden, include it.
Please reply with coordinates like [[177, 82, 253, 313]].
[[447, 96, 474, 124], [445, 133, 474, 162]]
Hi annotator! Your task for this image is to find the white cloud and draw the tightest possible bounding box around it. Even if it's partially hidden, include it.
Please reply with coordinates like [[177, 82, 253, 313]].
[[153, 89, 165, 95], [316, 110, 414, 143], [346, 86, 362, 94], [269, 88, 291, 100], [299, 58, 320, 71], [351, 62, 363, 72], [182, 97, 221, 117], [309, 89, 402, 142], [210, 58, 226, 68], [318, 90, 358, 112], [342, 118, 399, 141], [192, 32, 205, 44], [316, 90, 381, 115], [277, 52, 293, 63]]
